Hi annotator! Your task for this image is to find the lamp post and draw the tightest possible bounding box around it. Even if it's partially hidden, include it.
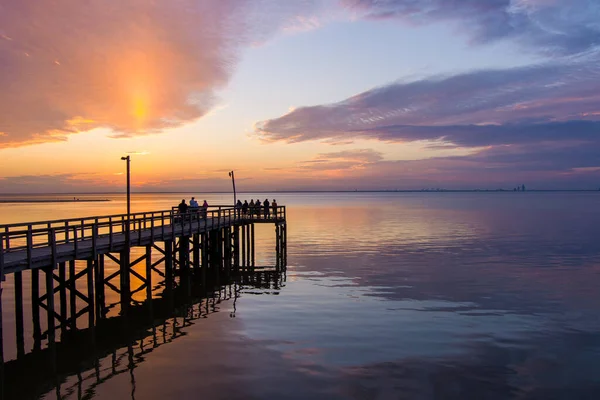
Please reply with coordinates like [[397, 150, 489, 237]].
[[121, 156, 131, 218], [229, 170, 236, 205]]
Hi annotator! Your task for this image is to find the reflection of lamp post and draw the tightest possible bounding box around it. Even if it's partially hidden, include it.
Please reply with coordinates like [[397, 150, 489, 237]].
[[121, 156, 131, 218], [229, 170, 236, 205]]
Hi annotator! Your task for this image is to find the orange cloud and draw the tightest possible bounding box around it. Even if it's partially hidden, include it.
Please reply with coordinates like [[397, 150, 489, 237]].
[[0, 0, 319, 148]]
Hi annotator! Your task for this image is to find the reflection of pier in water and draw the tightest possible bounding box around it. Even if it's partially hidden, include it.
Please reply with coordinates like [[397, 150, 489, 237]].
[[3, 270, 285, 399], [0, 205, 287, 399]]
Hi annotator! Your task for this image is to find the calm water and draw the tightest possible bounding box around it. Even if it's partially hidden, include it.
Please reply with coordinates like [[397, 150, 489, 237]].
[[2, 192, 600, 399]]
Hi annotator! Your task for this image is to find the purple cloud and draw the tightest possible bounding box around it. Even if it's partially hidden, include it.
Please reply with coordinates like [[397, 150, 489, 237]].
[[295, 149, 384, 171], [316, 149, 384, 162], [343, 0, 600, 55], [255, 55, 600, 149]]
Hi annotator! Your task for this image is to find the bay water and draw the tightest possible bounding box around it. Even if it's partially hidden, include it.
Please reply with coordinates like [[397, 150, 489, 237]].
[[1, 192, 600, 399]]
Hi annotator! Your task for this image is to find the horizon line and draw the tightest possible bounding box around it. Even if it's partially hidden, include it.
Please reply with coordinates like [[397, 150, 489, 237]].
[[1, 189, 599, 196]]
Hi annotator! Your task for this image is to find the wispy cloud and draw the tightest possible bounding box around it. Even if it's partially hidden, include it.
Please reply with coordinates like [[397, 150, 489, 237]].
[[342, 0, 600, 55], [296, 148, 384, 172]]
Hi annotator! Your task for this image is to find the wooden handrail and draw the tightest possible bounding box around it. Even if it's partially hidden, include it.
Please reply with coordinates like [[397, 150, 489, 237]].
[[0, 205, 286, 254]]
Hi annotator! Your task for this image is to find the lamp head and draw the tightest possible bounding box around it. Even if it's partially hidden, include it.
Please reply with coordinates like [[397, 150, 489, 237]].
[[121, 156, 129, 161]]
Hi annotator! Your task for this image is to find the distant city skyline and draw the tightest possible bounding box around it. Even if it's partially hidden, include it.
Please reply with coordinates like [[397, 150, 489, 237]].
[[1, 1, 599, 192]]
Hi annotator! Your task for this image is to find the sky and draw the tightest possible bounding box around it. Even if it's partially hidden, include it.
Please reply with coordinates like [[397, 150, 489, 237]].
[[1, 0, 599, 192]]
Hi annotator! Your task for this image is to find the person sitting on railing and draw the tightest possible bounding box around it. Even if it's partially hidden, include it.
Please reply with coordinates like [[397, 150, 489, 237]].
[[272, 199, 278, 218], [178, 199, 188, 214], [263, 198, 270, 219], [190, 197, 199, 210]]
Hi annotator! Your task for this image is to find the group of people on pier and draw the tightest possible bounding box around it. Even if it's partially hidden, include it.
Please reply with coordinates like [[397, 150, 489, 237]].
[[235, 198, 278, 219], [178, 197, 208, 217], [175, 197, 278, 219]]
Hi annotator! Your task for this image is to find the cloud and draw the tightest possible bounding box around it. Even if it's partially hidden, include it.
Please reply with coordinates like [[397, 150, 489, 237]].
[[316, 149, 384, 163], [0, 173, 118, 193], [342, 0, 600, 55], [295, 149, 384, 171], [0, 0, 319, 148], [255, 55, 600, 149]]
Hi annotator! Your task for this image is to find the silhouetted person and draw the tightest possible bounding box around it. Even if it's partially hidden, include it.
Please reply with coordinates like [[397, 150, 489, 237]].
[[178, 199, 188, 214], [263, 198, 270, 219], [235, 199, 242, 218], [272, 199, 277, 218], [201, 200, 208, 219], [255, 199, 262, 218], [190, 197, 199, 211], [242, 200, 249, 217]]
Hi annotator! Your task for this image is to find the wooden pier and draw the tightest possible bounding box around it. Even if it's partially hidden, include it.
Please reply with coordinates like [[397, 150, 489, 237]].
[[0, 205, 287, 397]]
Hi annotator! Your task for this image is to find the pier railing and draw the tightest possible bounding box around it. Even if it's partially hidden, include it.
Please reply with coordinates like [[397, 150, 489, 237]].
[[0, 205, 286, 258]]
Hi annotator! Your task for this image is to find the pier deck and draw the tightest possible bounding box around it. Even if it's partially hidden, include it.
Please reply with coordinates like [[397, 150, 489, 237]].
[[1, 205, 286, 274]]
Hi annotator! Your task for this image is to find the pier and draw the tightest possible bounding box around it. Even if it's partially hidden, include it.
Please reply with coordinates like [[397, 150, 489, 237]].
[[0, 205, 287, 398]]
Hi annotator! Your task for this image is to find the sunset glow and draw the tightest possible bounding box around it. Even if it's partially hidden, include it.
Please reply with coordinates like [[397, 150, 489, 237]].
[[1, 0, 599, 192]]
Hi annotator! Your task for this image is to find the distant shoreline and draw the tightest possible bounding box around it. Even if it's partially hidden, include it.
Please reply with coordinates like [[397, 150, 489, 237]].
[[0, 190, 598, 196], [0, 199, 111, 203]]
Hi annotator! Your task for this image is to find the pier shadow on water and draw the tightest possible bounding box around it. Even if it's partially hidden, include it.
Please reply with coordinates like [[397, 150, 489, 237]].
[[1, 267, 286, 400]]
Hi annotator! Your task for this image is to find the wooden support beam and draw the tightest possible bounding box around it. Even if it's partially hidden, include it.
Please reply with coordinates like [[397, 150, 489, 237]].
[[120, 249, 131, 307], [283, 223, 287, 267], [95, 255, 105, 320], [129, 267, 146, 283], [152, 243, 166, 256], [276, 225, 280, 271], [26, 225, 33, 269], [69, 260, 77, 330], [201, 234, 207, 286], [59, 262, 67, 337], [129, 253, 147, 269], [45, 265, 56, 347], [192, 234, 200, 273], [13, 271, 25, 357], [87, 259, 95, 329], [164, 240, 173, 289], [37, 303, 70, 326], [105, 252, 120, 265], [251, 223, 255, 267], [145, 245, 153, 305], [234, 225, 240, 270], [32, 269, 41, 350], [178, 236, 190, 272], [92, 224, 98, 259], [0, 278, 4, 377], [104, 269, 121, 283], [241, 223, 246, 268]]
